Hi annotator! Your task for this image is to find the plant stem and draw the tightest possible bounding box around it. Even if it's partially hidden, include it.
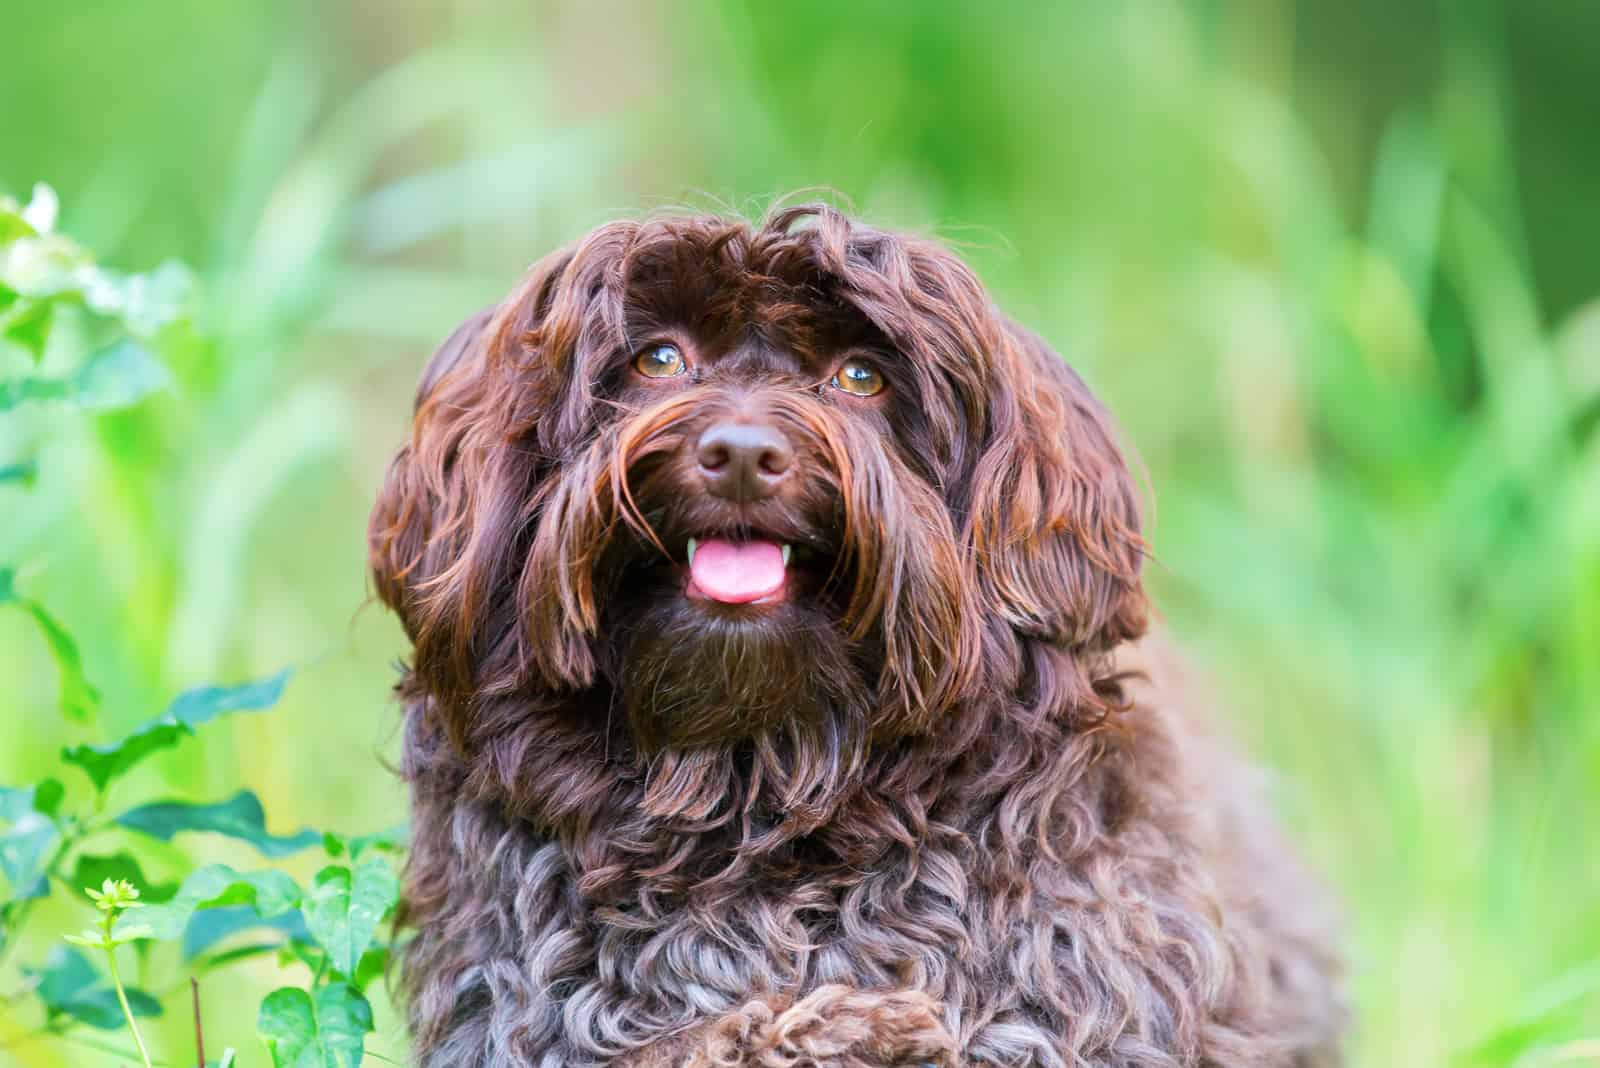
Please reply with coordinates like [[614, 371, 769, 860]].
[[191, 976, 206, 1068], [102, 943, 154, 1068]]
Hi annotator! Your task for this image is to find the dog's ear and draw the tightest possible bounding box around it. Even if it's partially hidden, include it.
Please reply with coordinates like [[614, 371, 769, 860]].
[[963, 325, 1147, 653], [367, 243, 595, 740], [368, 305, 500, 719], [778, 206, 1141, 711], [371, 227, 643, 747]]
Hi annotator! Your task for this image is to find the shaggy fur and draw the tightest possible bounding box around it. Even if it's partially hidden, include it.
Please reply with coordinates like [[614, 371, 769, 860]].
[[369, 204, 1344, 1067]]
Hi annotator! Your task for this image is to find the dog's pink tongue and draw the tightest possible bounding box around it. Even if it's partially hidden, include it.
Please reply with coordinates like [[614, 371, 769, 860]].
[[689, 538, 785, 604]]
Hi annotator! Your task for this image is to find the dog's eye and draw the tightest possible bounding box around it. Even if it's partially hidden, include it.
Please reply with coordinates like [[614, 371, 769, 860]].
[[831, 357, 885, 397], [634, 342, 687, 378]]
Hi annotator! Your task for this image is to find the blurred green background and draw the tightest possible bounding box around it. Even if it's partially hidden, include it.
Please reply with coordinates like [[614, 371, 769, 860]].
[[3, 1, 1598, 1064]]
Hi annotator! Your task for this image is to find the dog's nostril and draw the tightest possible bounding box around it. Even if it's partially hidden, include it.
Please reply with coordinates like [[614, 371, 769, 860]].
[[756, 440, 792, 476], [696, 422, 794, 500]]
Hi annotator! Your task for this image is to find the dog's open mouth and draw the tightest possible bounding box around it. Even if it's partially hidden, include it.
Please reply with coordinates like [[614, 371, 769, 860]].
[[679, 535, 834, 606]]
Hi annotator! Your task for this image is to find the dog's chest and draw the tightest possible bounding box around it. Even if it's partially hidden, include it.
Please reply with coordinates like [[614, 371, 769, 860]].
[[523, 839, 973, 1045]]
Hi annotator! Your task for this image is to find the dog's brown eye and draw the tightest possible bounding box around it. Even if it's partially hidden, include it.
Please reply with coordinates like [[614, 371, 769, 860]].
[[831, 358, 884, 397], [634, 342, 686, 378]]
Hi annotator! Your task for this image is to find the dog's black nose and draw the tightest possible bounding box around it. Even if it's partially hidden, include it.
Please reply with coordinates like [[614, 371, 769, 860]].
[[696, 421, 793, 501]]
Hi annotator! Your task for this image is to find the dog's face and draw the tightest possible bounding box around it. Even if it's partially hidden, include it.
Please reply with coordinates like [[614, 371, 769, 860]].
[[371, 206, 1145, 787]]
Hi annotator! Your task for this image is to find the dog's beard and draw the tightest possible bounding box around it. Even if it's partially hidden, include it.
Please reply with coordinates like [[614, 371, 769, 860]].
[[613, 596, 867, 750], [600, 595, 873, 846]]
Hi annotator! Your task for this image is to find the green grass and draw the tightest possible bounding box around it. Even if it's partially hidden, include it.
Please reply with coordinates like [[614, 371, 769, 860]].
[[3, 2, 1598, 1064]]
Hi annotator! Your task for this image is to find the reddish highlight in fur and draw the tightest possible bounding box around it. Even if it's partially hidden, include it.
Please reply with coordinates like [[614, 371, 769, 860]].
[[369, 204, 1344, 1067]]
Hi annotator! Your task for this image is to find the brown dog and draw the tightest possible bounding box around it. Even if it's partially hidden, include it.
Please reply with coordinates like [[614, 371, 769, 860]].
[[369, 205, 1344, 1067]]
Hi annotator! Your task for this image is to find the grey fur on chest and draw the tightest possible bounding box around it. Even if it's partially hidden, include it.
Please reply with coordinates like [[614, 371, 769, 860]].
[[463, 834, 985, 1065]]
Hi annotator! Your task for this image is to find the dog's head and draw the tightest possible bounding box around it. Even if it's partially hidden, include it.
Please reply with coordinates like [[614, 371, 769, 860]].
[[371, 205, 1145, 803]]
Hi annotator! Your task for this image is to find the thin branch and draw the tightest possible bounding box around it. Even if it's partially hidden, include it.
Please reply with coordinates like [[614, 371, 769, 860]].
[[191, 977, 206, 1068]]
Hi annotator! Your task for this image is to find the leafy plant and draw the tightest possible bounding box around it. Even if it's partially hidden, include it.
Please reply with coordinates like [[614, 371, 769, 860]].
[[65, 880, 158, 1068], [1, 186, 404, 1067]]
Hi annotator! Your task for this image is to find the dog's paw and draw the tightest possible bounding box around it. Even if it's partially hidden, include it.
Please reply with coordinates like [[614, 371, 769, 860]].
[[687, 986, 957, 1068]]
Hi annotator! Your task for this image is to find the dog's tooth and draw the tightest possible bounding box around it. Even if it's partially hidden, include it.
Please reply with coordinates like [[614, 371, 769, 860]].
[[781, 544, 792, 566], [687, 537, 698, 564]]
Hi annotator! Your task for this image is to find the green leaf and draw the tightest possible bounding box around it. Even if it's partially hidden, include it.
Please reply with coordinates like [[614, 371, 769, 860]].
[[277, 938, 323, 973], [115, 790, 320, 857], [1, 778, 65, 900], [0, 339, 172, 413], [72, 338, 173, 411], [34, 778, 65, 816], [0, 814, 58, 900], [22, 946, 163, 1031], [0, 779, 63, 822], [24, 945, 98, 1005], [0, 211, 33, 245], [69, 852, 178, 904], [62, 669, 291, 791], [120, 863, 302, 942], [167, 669, 294, 726], [62, 722, 189, 792], [23, 599, 99, 722], [0, 787, 32, 823], [0, 585, 100, 721], [182, 903, 309, 961], [302, 857, 399, 979], [0, 298, 52, 358], [258, 984, 372, 1068], [56, 985, 164, 1030], [351, 943, 390, 995], [0, 458, 38, 487], [321, 824, 407, 861], [0, 374, 70, 410], [193, 939, 284, 974]]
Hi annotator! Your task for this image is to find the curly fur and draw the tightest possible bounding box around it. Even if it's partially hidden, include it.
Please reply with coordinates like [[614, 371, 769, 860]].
[[369, 204, 1345, 1067]]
